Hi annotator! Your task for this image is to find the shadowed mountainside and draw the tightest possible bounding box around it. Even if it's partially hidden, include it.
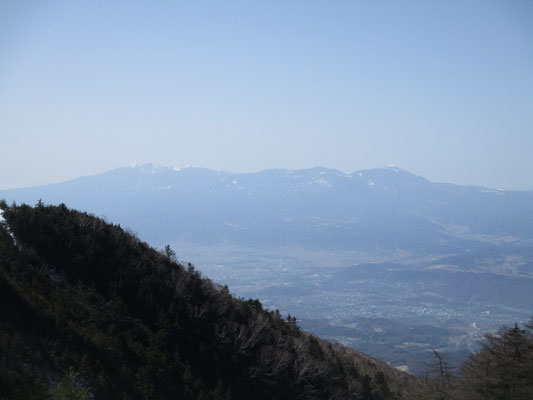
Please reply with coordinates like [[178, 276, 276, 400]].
[[1, 203, 531, 399], [0, 202, 413, 399]]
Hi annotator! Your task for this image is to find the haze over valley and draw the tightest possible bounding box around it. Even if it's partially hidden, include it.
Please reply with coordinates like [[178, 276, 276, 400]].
[[2, 1, 532, 397], [3, 163, 532, 373]]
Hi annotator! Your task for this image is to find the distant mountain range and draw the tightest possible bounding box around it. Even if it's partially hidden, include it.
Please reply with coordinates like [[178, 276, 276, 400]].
[[2, 163, 532, 253], [2, 164, 532, 374]]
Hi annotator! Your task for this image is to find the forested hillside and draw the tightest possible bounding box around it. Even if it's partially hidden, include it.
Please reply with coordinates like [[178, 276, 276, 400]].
[[408, 321, 533, 399], [0, 202, 411, 399], [3, 166, 532, 374], [1, 201, 531, 399]]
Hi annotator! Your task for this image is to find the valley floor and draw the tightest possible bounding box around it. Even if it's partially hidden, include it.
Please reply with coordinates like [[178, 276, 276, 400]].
[[172, 242, 533, 375]]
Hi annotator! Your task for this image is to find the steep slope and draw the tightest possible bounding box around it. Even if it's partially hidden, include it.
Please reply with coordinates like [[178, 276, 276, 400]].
[[0, 202, 413, 399]]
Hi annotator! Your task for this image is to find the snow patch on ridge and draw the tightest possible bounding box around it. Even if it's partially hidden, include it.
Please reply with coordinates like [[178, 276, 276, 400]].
[[482, 188, 507, 194], [0, 210, 15, 241], [174, 165, 191, 172], [129, 163, 167, 174], [314, 178, 332, 187], [231, 179, 243, 189]]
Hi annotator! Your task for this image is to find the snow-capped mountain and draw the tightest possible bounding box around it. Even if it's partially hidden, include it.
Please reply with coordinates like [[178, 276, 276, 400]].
[[1, 164, 532, 252]]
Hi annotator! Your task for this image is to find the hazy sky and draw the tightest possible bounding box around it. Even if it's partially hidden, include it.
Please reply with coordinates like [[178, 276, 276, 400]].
[[1, 0, 532, 190]]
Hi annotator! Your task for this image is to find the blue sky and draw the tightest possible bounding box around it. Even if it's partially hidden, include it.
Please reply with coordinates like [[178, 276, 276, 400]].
[[1, 0, 532, 189]]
